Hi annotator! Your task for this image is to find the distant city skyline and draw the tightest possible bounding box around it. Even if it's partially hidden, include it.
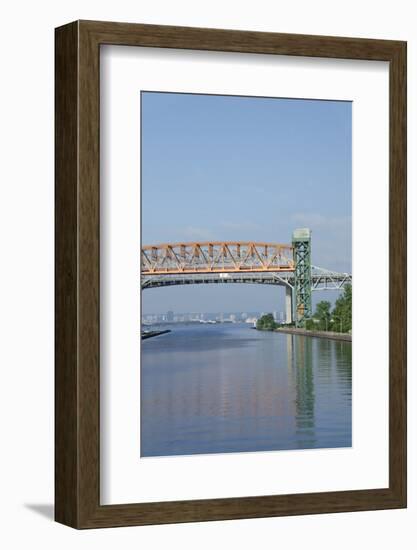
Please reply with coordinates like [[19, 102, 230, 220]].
[[141, 92, 352, 314], [142, 310, 282, 326], [142, 310, 275, 319]]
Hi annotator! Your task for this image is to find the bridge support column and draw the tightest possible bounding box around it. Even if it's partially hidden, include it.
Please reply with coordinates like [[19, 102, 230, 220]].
[[285, 286, 293, 324]]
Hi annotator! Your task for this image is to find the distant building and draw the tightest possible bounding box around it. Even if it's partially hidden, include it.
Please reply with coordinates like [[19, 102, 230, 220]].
[[245, 316, 257, 323], [167, 310, 174, 322]]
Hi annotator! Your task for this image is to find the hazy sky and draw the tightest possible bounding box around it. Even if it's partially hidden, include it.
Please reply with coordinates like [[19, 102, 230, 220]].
[[141, 92, 352, 314]]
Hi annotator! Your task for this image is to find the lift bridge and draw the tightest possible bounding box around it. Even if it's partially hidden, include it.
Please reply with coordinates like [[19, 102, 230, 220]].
[[141, 229, 351, 327]]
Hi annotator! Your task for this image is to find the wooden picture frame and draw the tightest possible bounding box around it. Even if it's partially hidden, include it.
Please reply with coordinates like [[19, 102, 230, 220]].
[[55, 20, 407, 528]]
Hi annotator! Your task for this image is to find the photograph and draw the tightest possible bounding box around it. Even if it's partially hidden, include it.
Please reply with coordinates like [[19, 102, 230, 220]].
[[140, 91, 352, 458], [0, 0, 409, 537]]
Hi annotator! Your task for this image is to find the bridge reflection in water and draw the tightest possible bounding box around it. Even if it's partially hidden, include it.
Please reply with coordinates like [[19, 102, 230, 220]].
[[141, 324, 352, 457], [287, 335, 316, 448]]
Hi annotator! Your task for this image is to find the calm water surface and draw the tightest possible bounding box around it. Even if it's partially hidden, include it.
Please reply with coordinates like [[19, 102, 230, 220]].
[[141, 324, 351, 457]]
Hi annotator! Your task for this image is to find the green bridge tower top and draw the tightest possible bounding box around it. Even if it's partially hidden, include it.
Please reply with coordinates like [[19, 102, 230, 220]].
[[292, 228, 312, 327]]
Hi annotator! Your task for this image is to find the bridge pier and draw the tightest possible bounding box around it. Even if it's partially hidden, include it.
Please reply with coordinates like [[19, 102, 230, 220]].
[[285, 286, 293, 324]]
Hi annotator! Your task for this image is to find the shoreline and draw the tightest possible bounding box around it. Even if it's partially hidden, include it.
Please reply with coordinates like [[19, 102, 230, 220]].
[[275, 327, 352, 342], [141, 329, 171, 340]]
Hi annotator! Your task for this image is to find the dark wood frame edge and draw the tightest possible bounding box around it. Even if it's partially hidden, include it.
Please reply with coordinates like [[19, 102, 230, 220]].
[[55, 20, 407, 529]]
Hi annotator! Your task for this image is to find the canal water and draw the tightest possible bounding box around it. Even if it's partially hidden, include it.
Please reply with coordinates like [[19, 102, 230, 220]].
[[141, 323, 352, 457]]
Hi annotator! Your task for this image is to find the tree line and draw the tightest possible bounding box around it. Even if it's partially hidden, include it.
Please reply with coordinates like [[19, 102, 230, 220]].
[[256, 284, 352, 333], [306, 283, 352, 333]]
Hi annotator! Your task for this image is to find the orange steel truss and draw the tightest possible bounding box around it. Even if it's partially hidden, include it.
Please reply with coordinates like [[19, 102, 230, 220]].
[[141, 242, 295, 275]]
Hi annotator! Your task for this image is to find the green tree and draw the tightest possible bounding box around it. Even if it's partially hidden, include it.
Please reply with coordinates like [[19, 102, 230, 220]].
[[332, 284, 352, 333], [305, 318, 316, 330], [256, 313, 278, 331], [314, 300, 332, 331]]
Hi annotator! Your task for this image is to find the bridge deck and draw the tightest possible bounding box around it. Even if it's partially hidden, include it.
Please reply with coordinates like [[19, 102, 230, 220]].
[[142, 267, 351, 291]]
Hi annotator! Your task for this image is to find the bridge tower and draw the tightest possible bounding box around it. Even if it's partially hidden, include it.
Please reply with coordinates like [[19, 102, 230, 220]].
[[292, 228, 312, 327]]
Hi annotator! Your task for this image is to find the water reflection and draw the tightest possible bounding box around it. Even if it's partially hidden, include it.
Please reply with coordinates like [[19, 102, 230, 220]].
[[141, 324, 351, 457], [292, 336, 316, 447]]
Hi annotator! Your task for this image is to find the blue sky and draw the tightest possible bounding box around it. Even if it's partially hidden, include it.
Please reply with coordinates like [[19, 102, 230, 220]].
[[141, 92, 351, 314]]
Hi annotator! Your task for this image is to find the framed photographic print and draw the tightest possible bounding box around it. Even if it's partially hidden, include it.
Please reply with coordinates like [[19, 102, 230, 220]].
[[55, 20, 406, 528]]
